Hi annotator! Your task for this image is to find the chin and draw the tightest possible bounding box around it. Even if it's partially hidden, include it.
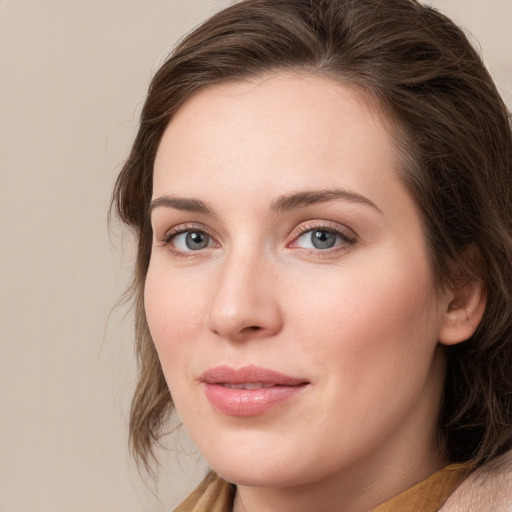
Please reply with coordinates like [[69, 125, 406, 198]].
[[215, 460, 310, 488], [194, 431, 334, 490]]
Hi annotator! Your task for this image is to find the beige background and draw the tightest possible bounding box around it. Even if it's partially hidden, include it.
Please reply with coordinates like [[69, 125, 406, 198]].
[[1, 1, 510, 511]]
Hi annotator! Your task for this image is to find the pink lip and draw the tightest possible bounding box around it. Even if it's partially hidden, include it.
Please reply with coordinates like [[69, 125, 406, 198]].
[[199, 365, 309, 417]]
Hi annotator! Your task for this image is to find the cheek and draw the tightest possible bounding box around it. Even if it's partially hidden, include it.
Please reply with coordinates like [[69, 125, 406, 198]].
[[287, 248, 440, 378], [281, 253, 443, 451], [144, 265, 207, 373], [144, 265, 214, 426]]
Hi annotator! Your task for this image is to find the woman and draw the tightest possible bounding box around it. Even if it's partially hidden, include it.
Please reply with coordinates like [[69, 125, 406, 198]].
[[113, 0, 512, 510]]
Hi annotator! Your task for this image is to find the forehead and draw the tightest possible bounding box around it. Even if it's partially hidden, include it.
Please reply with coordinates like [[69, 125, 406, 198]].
[[158, 73, 386, 145], [152, 72, 406, 217]]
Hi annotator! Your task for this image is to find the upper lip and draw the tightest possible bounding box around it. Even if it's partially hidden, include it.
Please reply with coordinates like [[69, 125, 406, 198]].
[[199, 365, 308, 386]]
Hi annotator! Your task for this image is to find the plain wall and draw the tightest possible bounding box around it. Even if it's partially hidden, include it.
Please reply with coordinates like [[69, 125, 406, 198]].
[[1, 1, 510, 511]]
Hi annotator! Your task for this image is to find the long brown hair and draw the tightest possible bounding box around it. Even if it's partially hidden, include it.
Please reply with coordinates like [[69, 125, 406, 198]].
[[113, 0, 512, 472]]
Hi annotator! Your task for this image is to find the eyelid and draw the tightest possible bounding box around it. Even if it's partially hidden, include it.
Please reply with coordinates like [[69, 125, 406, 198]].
[[158, 223, 221, 258], [156, 220, 356, 257], [288, 220, 357, 245], [160, 223, 214, 243]]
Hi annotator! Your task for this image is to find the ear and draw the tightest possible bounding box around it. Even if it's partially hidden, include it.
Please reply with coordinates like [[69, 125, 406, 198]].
[[438, 274, 487, 346]]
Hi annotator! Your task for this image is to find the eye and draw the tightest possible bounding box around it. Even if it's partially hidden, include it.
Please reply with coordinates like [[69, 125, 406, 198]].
[[165, 229, 215, 252], [290, 226, 355, 251], [304, 229, 338, 249]]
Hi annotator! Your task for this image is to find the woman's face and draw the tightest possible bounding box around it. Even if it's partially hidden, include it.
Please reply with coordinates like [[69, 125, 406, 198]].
[[146, 74, 452, 495]]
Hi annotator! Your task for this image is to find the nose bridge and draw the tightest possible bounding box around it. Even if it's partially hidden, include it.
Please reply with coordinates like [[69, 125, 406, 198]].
[[207, 242, 282, 340]]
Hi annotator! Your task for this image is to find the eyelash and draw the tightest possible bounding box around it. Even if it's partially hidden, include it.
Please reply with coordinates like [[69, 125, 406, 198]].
[[286, 223, 356, 260], [159, 222, 356, 257], [160, 223, 217, 257], [291, 223, 356, 248]]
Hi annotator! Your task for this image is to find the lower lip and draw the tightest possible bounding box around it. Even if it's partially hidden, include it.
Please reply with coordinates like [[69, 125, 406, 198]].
[[203, 383, 307, 417]]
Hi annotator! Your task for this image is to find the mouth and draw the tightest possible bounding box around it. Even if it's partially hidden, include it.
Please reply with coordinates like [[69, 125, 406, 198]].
[[199, 365, 309, 417], [219, 382, 275, 389]]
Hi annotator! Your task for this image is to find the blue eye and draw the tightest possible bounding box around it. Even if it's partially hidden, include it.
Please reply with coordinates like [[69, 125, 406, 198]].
[[293, 228, 350, 250], [170, 230, 214, 251], [311, 230, 337, 249]]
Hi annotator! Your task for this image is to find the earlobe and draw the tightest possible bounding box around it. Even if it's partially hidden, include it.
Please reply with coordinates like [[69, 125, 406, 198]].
[[438, 275, 487, 346]]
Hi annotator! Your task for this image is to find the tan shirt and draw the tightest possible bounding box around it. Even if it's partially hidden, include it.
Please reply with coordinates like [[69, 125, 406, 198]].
[[175, 463, 470, 512]]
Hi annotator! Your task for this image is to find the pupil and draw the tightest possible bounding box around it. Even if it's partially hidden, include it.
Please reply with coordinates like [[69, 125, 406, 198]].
[[186, 232, 209, 250], [312, 230, 336, 249]]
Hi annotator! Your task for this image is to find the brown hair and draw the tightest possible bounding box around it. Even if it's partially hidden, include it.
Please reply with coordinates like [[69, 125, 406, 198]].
[[113, 0, 512, 472]]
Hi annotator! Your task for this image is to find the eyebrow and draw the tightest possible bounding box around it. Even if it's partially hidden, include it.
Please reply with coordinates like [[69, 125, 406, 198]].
[[149, 188, 381, 216], [149, 196, 211, 215], [270, 188, 382, 214]]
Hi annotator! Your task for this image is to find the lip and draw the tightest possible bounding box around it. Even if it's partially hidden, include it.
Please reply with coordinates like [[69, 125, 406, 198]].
[[199, 365, 309, 417]]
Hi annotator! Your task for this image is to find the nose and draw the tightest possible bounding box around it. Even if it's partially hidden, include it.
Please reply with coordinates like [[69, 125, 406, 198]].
[[206, 249, 283, 342]]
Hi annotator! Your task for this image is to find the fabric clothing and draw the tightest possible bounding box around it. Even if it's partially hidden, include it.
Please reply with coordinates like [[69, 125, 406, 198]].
[[175, 471, 235, 512], [174, 463, 470, 512], [370, 463, 470, 512]]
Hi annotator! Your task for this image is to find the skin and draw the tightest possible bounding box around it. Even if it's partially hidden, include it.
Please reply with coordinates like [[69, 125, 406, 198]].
[[145, 73, 484, 512]]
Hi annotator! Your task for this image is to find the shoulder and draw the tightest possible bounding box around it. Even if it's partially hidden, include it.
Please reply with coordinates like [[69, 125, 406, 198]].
[[441, 451, 512, 512]]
